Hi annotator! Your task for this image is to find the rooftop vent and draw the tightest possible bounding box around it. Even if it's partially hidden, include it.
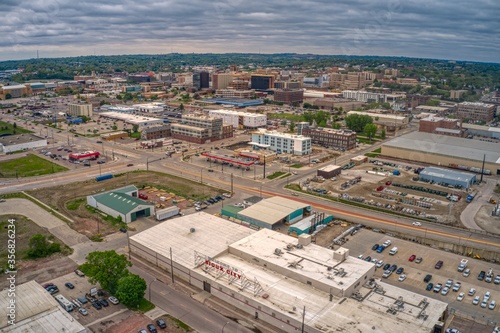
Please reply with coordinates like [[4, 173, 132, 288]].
[[274, 248, 282, 256], [190, 228, 196, 233]]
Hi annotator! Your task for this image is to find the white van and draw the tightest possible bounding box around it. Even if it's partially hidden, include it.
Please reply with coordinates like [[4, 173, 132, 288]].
[[389, 247, 398, 255]]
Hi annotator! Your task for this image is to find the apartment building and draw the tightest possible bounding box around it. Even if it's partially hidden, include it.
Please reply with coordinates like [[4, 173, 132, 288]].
[[212, 73, 234, 90], [68, 103, 93, 117], [302, 127, 357, 150], [251, 129, 311, 155], [140, 124, 172, 140], [171, 114, 233, 143], [274, 89, 304, 105], [208, 110, 266, 129], [342, 90, 405, 103], [450, 90, 468, 100], [456, 102, 496, 122], [0, 84, 33, 99]]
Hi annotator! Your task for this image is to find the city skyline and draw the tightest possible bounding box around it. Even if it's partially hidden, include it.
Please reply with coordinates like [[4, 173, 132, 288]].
[[1, 0, 499, 63]]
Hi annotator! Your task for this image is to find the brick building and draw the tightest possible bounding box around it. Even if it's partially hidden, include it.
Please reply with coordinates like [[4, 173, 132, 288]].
[[274, 89, 304, 105], [171, 114, 233, 144], [456, 102, 496, 122], [302, 127, 357, 150], [418, 116, 466, 137], [140, 125, 171, 140]]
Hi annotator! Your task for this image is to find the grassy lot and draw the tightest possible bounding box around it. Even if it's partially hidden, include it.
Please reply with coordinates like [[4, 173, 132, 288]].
[[0, 120, 32, 136], [364, 153, 379, 158], [0, 154, 68, 178], [267, 113, 305, 122], [136, 298, 155, 312], [373, 148, 381, 153], [290, 163, 303, 168], [0, 215, 72, 271], [267, 171, 290, 179]]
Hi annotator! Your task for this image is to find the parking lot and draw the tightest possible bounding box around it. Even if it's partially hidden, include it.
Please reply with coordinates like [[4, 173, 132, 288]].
[[344, 229, 500, 325], [39, 271, 126, 326]]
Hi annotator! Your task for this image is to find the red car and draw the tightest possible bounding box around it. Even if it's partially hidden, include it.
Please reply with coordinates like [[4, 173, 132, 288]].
[[409, 255, 416, 262]]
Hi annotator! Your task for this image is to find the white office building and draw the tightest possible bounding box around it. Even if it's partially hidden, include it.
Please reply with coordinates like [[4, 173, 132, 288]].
[[251, 129, 311, 155], [133, 102, 165, 113], [208, 110, 266, 129], [342, 90, 405, 103]]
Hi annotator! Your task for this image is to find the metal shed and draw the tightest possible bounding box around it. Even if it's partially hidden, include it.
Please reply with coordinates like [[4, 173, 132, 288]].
[[418, 167, 476, 189]]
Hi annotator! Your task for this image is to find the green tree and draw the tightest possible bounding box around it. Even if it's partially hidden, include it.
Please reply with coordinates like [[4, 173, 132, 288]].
[[332, 122, 341, 129], [132, 124, 139, 133], [115, 274, 147, 308], [79, 250, 131, 293], [380, 128, 386, 139], [112, 125, 118, 130], [179, 103, 184, 110], [13, 122, 17, 128], [345, 114, 373, 132], [5, 93, 12, 99], [289, 121, 296, 132], [27, 234, 61, 259], [426, 99, 440, 106], [364, 123, 378, 142]]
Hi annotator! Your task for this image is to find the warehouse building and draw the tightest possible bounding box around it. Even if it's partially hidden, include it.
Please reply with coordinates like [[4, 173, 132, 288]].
[[87, 185, 154, 223], [222, 196, 311, 229], [381, 132, 500, 175], [0, 134, 47, 153], [418, 167, 476, 189], [100, 111, 164, 128], [288, 212, 333, 236], [0, 280, 87, 333], [317, 164, 342, 179], [130, 213, 448, 333]]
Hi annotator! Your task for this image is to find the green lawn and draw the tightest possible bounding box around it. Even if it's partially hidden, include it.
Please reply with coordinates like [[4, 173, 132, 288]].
[[267, 171, 290, 179], [0, 120, 32, 136], [267, 113, 305, 122], [0, 154, 68, 178], [290, 163, 303, 168], [136, 298, 155, 312]]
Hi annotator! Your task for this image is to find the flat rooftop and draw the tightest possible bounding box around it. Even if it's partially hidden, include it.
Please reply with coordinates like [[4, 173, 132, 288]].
[[253, 129, 311, 140], [383, 132, 500, 164], [0, 133, 45, 145], [238, 196, 310, 226], [319, 164, 341, 172], [0, 280, 86, 333], [210, 109, 265, 117], [100, 111, 163, 124], [130, 212, 256, 268]]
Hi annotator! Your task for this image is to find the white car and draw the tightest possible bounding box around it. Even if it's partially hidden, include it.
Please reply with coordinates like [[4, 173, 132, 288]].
[[489, 300, 496, 310], [457, 292, 465, 301], [472, 296, 480, 305], [412, 222, 422, 226], [484, 291, 491, 301], [108, 296, 119, 305], [468, 288, 476, 296], [481, 299, 488, 308], [398, 274, 407, 282], [357, 255, 364, 260], [441, 287, 450, 295], [463, 269, 471, 277], [376, 260, 384, 268]]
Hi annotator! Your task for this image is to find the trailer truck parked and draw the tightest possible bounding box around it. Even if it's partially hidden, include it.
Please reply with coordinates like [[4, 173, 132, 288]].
[[54, 294, 74, 312], [156, 206, 180, 220]]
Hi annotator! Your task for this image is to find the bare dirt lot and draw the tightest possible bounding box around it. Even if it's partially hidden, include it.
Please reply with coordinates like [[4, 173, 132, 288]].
[[28, 171, 223, 238]]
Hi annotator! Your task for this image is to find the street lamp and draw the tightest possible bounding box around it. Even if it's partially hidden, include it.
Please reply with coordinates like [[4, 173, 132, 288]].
[[148, 278, 157, 301], [222, 322, 230, 333], [200, 169, 203, 185]]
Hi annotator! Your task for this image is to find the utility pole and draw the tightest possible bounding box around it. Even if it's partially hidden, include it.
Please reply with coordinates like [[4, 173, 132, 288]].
[[263, 155, 266, 179], [301, 306, 306, 333], [200, 169, 203, 185], [169, 247, 175, 284], [231, 173, 233, 195]]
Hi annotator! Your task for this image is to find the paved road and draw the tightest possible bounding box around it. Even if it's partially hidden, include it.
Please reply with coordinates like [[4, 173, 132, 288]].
[[460, 178, 496, 230], [130, 265, 257, 333]]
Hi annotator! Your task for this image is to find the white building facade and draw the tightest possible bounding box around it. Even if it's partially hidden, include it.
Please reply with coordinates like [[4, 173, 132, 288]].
[[208, 110, 266, 129], [251, 129, 311, 155]]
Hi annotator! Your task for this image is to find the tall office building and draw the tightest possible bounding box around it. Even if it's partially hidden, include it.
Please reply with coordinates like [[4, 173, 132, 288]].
[[251, 75, 275, 90], [212, 73, 234, 90], [200, 72, 209, 89]]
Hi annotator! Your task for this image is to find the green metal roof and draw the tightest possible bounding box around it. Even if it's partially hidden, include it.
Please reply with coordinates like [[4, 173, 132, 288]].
[[94, 191, 152, 215], [221, 205, 244, 215], [113, 185, 138, 194]]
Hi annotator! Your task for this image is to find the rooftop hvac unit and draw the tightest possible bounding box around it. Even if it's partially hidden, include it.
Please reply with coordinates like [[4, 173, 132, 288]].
[[274, 248, 282, 255], [296, 244, 303, 249], [190, 228, 196, 233], [286, 244, 294, 250]]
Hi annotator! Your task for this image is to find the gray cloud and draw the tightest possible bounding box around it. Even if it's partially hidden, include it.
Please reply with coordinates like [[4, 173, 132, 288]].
[[1, 0, 499, 62]]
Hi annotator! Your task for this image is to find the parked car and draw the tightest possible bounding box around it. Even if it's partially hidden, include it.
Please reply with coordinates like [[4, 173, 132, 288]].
[[92, 301, 102, 310], [127, 163, 134, 167], [424, 274, 432, 283], [468, 288, 476, 296], [99, 298, 109, 307], [364, 256, 372, 262], [408, 255, 416, 262], [489, 300, 496, 310], [441, 287, 450, 295], [463, 268, 471, 277], [433, 283, 443, 293], [415, 257, 423, 264], [478, 271, 486, 280], [382, 270, 392, 278], [481, 299, 488, 308], [398, 274, 407, 282], [435, 260, 444, 269], [445, 279, 453, 288], [376, 260, 384, 268], [65, 282, 75, 289], [383, 263, 391, 271], [494, 275, 500, 284], [78, 308, 88, 316], [372, 244, 379, 250], [472, 296, 480, 305], [457, 292, 465, 301], [452, 282, 461, 292], [75, 269, 85, 277], [426, 283, 434, 291], [108, 296, 119, 305], [156, 319, 167, 329], [396, 267, 404, 275], [376, 245, 385, 253], [77, 296, 88, 304], [484, 291, 491, 301], [147, 324, 158, 333], [389, 264, 398, 272]]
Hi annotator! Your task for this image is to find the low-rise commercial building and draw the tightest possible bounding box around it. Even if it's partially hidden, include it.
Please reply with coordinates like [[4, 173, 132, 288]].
[[317, 164, 342, 178], [302, 127, 357, 150], [130, 213, 448, 333], [0, 134, 47, 153], [208, 109, 266, 129], [100, 111, 164, 128], [251, 129, 311, 155], [418, 116, 466, 137], [0, 281, 87, 333], [418, 167, 476, 189], [215, 89, 254, 98], [273, 89, 304, 104], [171, 114, 233, 144], [456, 102, 496, 122], [140, 124, 171, 140], [133, 103, 164, 113]]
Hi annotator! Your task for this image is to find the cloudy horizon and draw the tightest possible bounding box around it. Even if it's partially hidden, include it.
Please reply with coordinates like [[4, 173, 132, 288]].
[[1, 0, 499, 63]]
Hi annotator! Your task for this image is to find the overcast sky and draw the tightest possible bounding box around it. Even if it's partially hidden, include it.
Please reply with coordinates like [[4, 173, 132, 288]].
[[1, 0, 499, 63]]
